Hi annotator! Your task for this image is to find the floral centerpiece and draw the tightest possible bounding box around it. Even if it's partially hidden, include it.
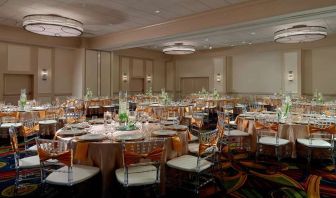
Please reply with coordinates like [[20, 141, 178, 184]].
[[212, 88, 220, 99], [84, 88, 93, 100], [277, 95, 292, 120], [160, 88, 170, 105], [145, 86, 153, 96], [19, 89, 27, 110], [317, 92, 323, 104]]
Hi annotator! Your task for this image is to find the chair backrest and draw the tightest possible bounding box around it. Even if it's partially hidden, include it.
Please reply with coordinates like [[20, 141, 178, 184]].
[[36, 138, 74, 184], [307, 118, 335, 143], [254, 115, 279, 142], [22, 119, 39, 138], [198, 128, 219, 156], [9, 126, 20, 168], [121, 138, 166, 186]]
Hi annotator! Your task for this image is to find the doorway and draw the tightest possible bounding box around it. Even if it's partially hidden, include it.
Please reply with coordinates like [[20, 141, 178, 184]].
[[180, 77, 209, 97], [3, 74, 33, 105]]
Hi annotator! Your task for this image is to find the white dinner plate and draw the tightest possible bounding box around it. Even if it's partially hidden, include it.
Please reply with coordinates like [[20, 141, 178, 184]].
[[77, 133, 106, 141], [164, 125, 188, 131], [0, 123, 22, 128], [58, 129, 87, 136], [31, 107, 47, 111], [88, 119, 105, 124], [114, 133, 144, 141], [152, 130, 176, 136], [39, 120, 57, 125]]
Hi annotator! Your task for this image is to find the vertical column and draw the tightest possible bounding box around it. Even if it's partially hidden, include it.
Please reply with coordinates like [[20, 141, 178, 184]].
[[213, 57, 226, 94], [283, 50, 302, 95]]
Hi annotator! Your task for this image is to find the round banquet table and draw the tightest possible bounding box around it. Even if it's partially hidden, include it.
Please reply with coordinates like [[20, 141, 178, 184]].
[[56, 123, 189, 198], [235, 116, 330, 158]]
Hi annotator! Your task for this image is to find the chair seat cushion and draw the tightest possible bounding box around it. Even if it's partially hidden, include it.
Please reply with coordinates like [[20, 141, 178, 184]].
[[224, 130, 249, 137], [188, 143, 199, 154], [297, 138, 331, 148], [88, 106, 100, 109], [19, 155, 40, 168], [46, 165, 100, 186], [259, 137, 289, 146], [189, 134, 199, 142], [229, 121, 237, 126], [167, 155, 212, 173], [115, 165, 159, 186]]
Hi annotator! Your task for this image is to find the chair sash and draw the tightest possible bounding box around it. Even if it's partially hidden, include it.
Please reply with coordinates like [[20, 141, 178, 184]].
[[255, 121, 279, 132], [308, 124, 336, 134], [171, 136, 183, 155], [0, 112, 18, 119], [124, 147, 163, 166], [38, 148, 72, 167], [23, 124, 39, 137], [199, 135, 218, 155]]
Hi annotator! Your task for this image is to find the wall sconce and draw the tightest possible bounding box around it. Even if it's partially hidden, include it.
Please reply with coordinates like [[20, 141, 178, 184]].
[[122, 73, 128, 82], [288, 71, 294, 81], [41, 69, 48, 80], [146, 75, 152, 83], [216, 73, 221, 82]]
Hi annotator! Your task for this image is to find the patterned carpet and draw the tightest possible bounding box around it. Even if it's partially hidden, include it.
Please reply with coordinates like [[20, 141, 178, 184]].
[[1, 145, 336, 197]]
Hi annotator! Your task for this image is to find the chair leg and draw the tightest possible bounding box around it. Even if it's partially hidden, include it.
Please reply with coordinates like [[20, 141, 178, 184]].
[[307, 147, 312, 172], [275, 146, 281, 161], [14, 168, 19, 197], [256, 144, 260, 161]]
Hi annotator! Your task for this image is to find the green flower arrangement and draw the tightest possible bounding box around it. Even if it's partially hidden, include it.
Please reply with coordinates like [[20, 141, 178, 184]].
[[213, 88, 220, 99], [118, 112, 128, 123], [145, 87, 153, 96], [84, 88, 93, 100]]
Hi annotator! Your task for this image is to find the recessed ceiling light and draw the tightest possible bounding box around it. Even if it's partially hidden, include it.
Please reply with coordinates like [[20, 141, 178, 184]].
[[209, 46, 213, 50], [230, 44, 235, 47], [241, 41, 247, 44], [162, 43, 196, 55], [250, 32, 256, 35], [248, 42, 252, 45], [155, 10, 160, 14]]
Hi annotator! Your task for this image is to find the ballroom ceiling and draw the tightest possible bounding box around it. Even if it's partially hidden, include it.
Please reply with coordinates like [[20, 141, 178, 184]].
[[0, 0, 335, 51], [0, 0, 249, 36]]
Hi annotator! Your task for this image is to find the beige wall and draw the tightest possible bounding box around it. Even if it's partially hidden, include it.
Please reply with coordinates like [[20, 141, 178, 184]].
[[0, 42, 78, 103], [54, 48, 75, 96], [310, 46, 336, 96], [230, 51, 283, 94]]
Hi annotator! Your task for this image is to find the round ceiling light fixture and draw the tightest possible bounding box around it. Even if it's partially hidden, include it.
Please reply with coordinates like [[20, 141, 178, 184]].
[[162, 43, 196, 55], [274, 25, 327, 43], [22, 14, 83, 37]]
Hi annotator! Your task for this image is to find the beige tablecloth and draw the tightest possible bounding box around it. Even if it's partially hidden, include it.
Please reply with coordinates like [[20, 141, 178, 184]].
[[56, 123, 189, 198], [236, 117, 309, 158]]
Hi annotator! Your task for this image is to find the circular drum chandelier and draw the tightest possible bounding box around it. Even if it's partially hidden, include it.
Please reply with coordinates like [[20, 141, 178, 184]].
[[274, 25, 327, 43], [22, 14, 83, 37], [162, 43, 196, 55]]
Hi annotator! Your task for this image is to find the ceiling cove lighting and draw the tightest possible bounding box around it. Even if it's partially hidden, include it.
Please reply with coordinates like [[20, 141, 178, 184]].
[[274, 25, 327, 43], [162, 43, 196, 55], [22, 14, 83, 37]]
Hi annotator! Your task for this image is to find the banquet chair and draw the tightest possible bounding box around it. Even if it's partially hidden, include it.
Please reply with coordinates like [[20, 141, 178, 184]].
[[115, 139, 166, 197], [166, 128, 219, 196], [218, 111, 250, 153], [36, 138, 100, 194], [22, 119, 40, 150], [187, 112, 207, 153], [255, 116, 289, 161], [297, 119, 336, 172], [9, 126, 40, 197]]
